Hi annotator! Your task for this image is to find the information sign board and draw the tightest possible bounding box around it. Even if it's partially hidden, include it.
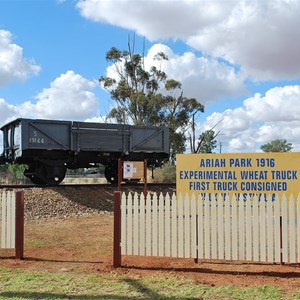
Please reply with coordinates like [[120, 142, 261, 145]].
[[123, 161, 144, 179], [176, 152, 300, 199]]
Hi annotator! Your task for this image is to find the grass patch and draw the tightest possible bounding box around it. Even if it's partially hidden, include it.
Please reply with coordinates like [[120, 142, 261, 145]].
[[0, 268, 297, 299]]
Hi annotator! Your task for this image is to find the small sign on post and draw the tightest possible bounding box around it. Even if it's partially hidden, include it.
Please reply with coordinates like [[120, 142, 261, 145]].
[[117, 160, 148, 196], [123, 161, 144, 179]]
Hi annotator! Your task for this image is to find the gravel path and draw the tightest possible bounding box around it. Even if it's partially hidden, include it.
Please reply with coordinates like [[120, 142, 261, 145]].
[[22, 185, 176, 220]]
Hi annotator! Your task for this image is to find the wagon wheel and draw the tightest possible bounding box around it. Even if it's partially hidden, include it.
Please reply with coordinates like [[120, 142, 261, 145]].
[[42, 165, 67, 185], [24, 163, 66, 185], [104, 165, 118, 184], [24, 166, 46, 185], [29, 175, 46, 185]]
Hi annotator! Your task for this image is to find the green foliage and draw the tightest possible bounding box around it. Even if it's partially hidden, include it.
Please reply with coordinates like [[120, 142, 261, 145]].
[[99, 39, 205, 160], [7, 164, 27, 180], [0, 164, 27, 183], [260, 139, 293, 152], [197, 130, 218, 153]]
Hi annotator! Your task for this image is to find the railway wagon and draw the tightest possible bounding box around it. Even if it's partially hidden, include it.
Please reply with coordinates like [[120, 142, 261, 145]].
[[0, 118, 169, 185]]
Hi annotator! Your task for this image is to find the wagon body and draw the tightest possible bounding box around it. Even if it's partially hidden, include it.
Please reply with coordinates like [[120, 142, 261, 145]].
[[0, 118, 169, 184]]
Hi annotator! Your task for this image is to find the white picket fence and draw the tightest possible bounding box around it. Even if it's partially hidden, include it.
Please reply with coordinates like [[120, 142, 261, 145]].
[[0, 191, 16, 249], [120, 192, 300, 263]]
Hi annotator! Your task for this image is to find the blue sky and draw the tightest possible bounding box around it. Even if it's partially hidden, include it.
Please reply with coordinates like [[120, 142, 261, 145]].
[[1, 0, 300, 152]]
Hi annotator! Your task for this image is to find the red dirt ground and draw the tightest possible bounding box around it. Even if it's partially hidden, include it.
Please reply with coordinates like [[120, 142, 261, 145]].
[[0, 214, 299, 294]]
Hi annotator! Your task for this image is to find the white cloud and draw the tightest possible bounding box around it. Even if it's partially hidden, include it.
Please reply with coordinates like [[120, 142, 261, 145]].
[[188, 1, 300, 81], [0, 71, 100, 152], [77, 0, 300, 81], [0, 29, 40, 86], [76, 0, 232, 40], [105, 43, 246, 104], [202, 85, 300, 152], [0, 71, 99, 128], [19, 70, 99, 120], [0, 98, 18, 127]]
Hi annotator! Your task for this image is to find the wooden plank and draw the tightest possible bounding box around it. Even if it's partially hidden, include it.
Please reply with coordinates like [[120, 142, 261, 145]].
[[266, 194, 274, 262], [204, 193, 210, 259], [184, 194, 190, 258], [1, 192, 7, 249], [191, 194, 197, 258], [282, 195, 288, 262], [238, 194, 245, 260], [158, 193, 165, 257], [171, 193, 177, 257], [252, 195, 259, 261], [133, 193, 139, 255], [197, 194, 204, 259], [152, 193, 158, 256], [218, 193, 224, 260], [289, 194, 296, 263], [139, 193, 145, 256], [145, 193, 152, 256], [178, 194, 184, 258], [225, 194, 231, 260], [246, 194, 252, 261], [211, 194, 217, 259], [165, 193, 171, 257], [260, 195, 266, 262], [6, 191, 12, 248], [127, 193, 133, 255], [231, 194, 238, 260], [120, 193, 127, 255], [274, 195, 281, 263]]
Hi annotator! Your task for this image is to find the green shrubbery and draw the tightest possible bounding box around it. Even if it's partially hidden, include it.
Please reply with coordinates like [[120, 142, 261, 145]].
[[151, 162, 176, 183]]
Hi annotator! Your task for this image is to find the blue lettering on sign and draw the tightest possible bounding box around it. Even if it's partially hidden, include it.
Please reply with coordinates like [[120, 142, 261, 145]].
[[240, 170, 268, 180], [229, 158, 252, 167], [271, 170, 297, 180], [241, 193, 277, 202], [199, 158, 226, 167], [179, 170, 237, 180], [189, 181, 210, 190], [240, 181, 287, 191], [213, 181, 238, 191]]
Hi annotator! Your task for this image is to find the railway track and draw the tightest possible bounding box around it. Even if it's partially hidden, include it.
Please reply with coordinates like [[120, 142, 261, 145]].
[[0, 182, 176, 189]]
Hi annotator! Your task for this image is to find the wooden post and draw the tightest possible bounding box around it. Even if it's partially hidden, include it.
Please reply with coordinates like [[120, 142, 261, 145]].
[[113, 191, 122, 267], [143, 159, 147, 197], [15, 190, 24, 260], [118, 158, 122, 192]]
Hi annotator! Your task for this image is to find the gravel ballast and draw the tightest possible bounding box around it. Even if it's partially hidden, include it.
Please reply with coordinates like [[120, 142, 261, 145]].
[[15, 185, 175, 220]]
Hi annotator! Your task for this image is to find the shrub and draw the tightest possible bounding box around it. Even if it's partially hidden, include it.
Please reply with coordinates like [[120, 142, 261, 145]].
[[151, 162, 176, 183]]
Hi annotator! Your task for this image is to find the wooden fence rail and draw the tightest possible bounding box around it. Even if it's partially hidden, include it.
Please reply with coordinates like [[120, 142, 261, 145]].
[[114, 192, 300, 267]]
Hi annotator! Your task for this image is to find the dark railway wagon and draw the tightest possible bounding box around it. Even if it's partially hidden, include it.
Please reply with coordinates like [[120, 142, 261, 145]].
[[0, 118, 169, 185]]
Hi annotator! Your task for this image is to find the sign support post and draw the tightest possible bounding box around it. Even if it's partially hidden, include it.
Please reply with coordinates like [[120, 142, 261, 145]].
[[118, 158, 122, 192], [144, 159, 147, 197], [113, 191, 121, 267]]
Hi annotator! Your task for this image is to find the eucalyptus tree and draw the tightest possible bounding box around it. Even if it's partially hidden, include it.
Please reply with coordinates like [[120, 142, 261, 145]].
[[99, 42, 204, 161], [260, 139, 293, 152]]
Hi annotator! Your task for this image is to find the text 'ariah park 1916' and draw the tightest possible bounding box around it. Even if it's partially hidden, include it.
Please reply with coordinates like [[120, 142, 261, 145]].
[[176, 153, 300, 197]]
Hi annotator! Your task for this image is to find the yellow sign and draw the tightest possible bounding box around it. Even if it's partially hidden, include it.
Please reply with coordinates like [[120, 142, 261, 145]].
[[176, 152, 300, 199], [123, 161, 144, 179]]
